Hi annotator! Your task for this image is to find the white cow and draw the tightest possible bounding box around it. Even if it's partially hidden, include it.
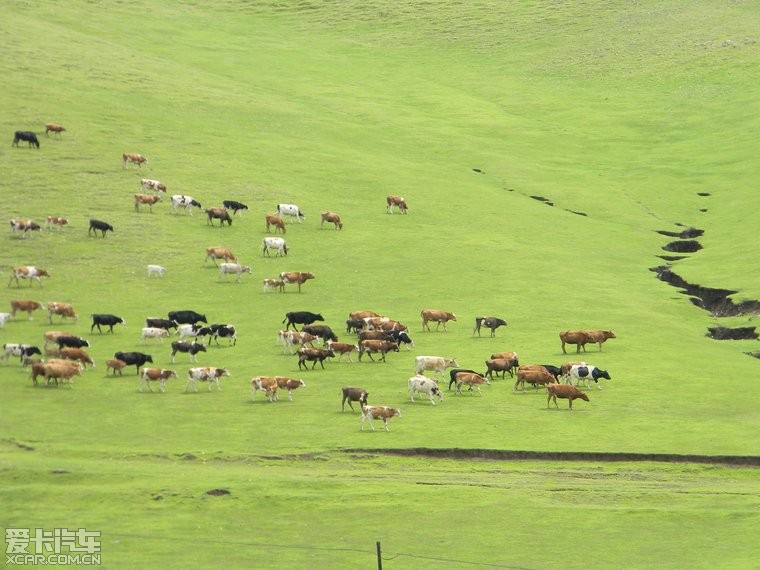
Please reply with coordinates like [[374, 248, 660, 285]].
[[170, 195, 202, 215], [186, 367, 229, 392], [141, 327, 170, 344], [408, 374, 443, 405], [414, 355, 459, 377], [0, 313, 11, 328], [146, 264, 166, 278], [218, 263, 252, 282], [261, 237, 288, 257], [276, 203, 304, 223]]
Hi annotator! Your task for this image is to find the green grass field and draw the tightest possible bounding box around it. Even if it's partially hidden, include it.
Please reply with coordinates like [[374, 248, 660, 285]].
[[1, 1, 759, 568]]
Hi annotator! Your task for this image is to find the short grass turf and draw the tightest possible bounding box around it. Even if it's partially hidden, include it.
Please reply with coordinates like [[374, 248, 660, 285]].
[[1, 1, 759, 568]]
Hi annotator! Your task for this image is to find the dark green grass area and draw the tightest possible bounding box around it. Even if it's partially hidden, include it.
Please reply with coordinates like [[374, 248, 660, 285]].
[[1, 1, 759, 567]]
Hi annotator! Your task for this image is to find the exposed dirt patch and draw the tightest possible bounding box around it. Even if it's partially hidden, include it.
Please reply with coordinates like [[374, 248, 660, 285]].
[[565, 209, 587, 216], [656, 227, 704, 239], [707, 326, 758, 340], [658, 255, 687, 261], [530, 195, 554, 206], [662, 240, 702, 253], [206, 488, 231, 496], [697, 192, 711, 196]]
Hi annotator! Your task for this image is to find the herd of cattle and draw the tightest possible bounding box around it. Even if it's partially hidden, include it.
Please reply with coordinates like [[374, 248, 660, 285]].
[[8, 128, 618, 430]]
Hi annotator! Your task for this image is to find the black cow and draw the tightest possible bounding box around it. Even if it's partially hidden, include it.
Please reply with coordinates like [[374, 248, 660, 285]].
[[283, 311, 324, 331], [473, 316, 508, 337], [302, 324, 338, 343], [540, 365, 563, 381], [168, 310, 207, 325], [56, 336, 90, 349], [114, 351, 154, 374], [13, 131, 40, 148], [145, 318, 179, 331], [88, 219, 114, 237], [91, 314, 126, 334], [170, 341, 206, 363], [223, 200, 248, 215], [346, 319, 364, 334]]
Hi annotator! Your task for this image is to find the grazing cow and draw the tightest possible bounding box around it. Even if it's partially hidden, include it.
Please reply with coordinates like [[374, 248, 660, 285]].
[[262, 237, 288, 257], [326, 340, 358, 362], [297, 347, 335, 370], [414, 355, 459, 377], [140, 179, 166, 193], [223, 200, 248, 215], [55, 335, 90, 349], [473, 316, 508, 337], [146, 317, 178, 331], [47, 302, 78, 324], [8, 266, 49, 288], [141, 327, 170, 343], [206, 207, 232, 226], [138, 368, 177, 392], [320, 211, 343, 229], [567, 364, 612, 390], [106, 359, 127, 376], [218, 263, 252, 283], [341, 387, 369, 411], [263, 278, 285, 293], [168, 310, 207, 325], [91, 314, 126, 334], [170, 194, 202, 215], [265, 215, 286, 234], [484, 358, 519, 380], [302, 324, 338, 343], [452, 371, 490, 396], [386, 195, 408, 214], [13, 131, 40, 148], [283, 311, 324, 331], [408, 375, 443, 405], [276, 203, 304, 223], [448, 368, 482, 391], [170, 341, 207, 363], [360, 405, 401, 432], [134, 193, 162, 212], [358, 340, 399, 362], [147, 264, 167, 278], [0, 313, 11, 328], [185, 367, 229, 392], [420, 309, 457, 332], [10, 219, 42, 237], [250, 376, 279, 402], [59, 347, 95, 368], [114, 351, 154, 374], [547, 383, 590, 410], [514, 365, 555, 392], [45, 123, 66, 137], [10, 300, 42, 319], [280, 271, 315, 293], [2, 343, 42, 363], [205, 247, 237, 265], [88, 219, 114, 237], [560, 330, 616, 354], [46, 216, 69, 229], [122, 153, 147, 168]]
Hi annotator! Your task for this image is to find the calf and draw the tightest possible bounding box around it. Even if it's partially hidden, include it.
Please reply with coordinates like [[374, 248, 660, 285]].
[[139, 368, 177, 393], [122, 152, 147, 168], [265, 215, 286, 234], [341, 386, 368, 411], [514, 365, 555, 393], [262, 237, 288, 257], [170, 194, 202, 215], [408, 375, 443, 405], [204, 324, 237, 346], [114, 351, 154, 374], [414, 355, 459, 377], [320, 211, 343, 229], [48, 302, 78, 324], [45, 216, 69, 230], [276, 203, 304, 223], [360, 405, 401, 432], [547, 383, 590, 410], [91, 314, 126, 334], [386, 195, 408, 214], [420, 308, 456, 332], [170, 341, 207, 363], [147, 264, 167, 278], [223, 200, 248, 215], [10, 299, 43, 319], [206, 207, 232, 226], [358, 340, 399, 362], [282, 311, 324, 331], [263, 279, 285, 293], [106, 359, 127, 376], [88, 219, 114, 237], [13, 131, 40, 148], [141, 327, 170, 343], [473, 316, 508, 337], [276, 377, 306, 401], [326, 340, 358, 362], [134, 193, 161, 212], [297, 347, 334, 370], [185, 367, 229, 392]]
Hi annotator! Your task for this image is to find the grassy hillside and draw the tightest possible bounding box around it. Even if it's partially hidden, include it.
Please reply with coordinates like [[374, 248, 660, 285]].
[[1, 1, 759, 567]]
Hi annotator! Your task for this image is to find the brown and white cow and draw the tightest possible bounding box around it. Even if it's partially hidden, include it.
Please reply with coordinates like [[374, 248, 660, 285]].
[[140, 179, 167, 193], [263, 279, 285, 293], [358, 340, 399, 362], [250, 376, 279, 402], [320, 211, 343, 229], [386, 195, 408, 214], [186, 367, 229, 392], [45, 216, 69, 230], [360, 405, 401, 431], [280, 271, 315, 293], [123, 152, 148, 168], [47, 302, 77, 324], [10, 219, 42, 237], [9, 267, 50, 288], [420, 309, 457, 332], [139, 368, 177, 392], [134, 193, 161, 212], [265, 215, 286, 234], [326, 340, 358, 362], [45, 123, 66, 137], [10, 300, 43, 319], [205, 247, 237, 265]]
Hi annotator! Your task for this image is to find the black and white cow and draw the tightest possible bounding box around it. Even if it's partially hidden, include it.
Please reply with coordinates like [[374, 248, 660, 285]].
[[13, 131, 40, 148], [473, 316, 508, 337], [168, 310, 207, 325], [282, 311, 324, 331], [208, 324, 237, 346], [386, 329, 414, 350], [566, 364, 612, 389], [276, 203, 304, 223], [223, 200, 248, 215], [170, 195, 202, 215], [91, 314, 126, 334], [2, 343, 42, 363]]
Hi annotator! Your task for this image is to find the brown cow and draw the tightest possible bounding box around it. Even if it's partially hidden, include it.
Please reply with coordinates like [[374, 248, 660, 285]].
[[297, 347, 334, 370], [46, 216, 69, 230], [265, 215, 286, 234], [358, 340, 399, 362], [10, 219, 42, 237], [45, 123, 66, 137], [60, 347, 95, 369], [139, 368, 177, 392], [47, 302, 78, 324], [206, 207, 232, 226], [514, 365, 555, 392], [547, 383, 590, 410], [420, 309, 457, 332], [10, 300, 42, 319], [134, 193, 161, 212], [123, 152, 147, 168], [560, 330, 616, 354], [484, 358, 518, 380], [280, 271, 315, 293], [320, 211, 343, 229], [106, 359, 127, 376], [205, 246, 237, 265], [386, 195, 408, 214]]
